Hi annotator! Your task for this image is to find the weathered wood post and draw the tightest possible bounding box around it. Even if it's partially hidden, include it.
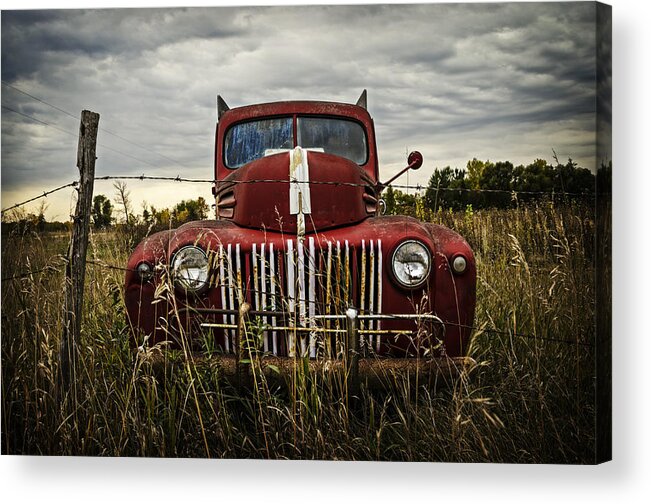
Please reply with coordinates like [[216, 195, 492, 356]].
[[60, 110, 99, 388]]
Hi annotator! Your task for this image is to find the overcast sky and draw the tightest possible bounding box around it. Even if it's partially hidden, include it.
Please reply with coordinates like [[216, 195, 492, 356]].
[[1, 2, 610, 221]]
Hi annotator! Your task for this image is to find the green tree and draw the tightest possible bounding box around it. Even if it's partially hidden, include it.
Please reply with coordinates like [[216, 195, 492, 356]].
[[384, 185, 397, 215], [92, 194, 113, 229], [512, 159, 555, 204], [393, 189, 417, 216], [172, 197, 209, 224], [554, 158, 594, 195], [466, 158, 487, 190], [424, 167, 471, 211], [479, 161, 514, 208], [424, 167, 452, 211]]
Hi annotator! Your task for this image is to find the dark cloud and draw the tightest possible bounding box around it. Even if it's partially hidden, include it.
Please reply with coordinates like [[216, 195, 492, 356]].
[[1, 8, 245, 80], [1, 3, 609, 218]]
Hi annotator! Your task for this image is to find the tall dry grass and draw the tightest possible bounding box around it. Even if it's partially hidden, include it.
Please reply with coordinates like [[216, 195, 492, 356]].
[[1, 201, 597, 462]]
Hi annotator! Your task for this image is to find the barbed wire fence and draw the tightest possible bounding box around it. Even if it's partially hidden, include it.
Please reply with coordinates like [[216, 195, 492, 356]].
[[1, 80, 594, 220], [1, 171, 596, 351], [1, 174, 595, 218], [1, 83, 596, 356], [0, 253, 595, 350]]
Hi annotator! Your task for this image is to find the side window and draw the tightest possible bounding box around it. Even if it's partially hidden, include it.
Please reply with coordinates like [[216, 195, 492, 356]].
[[224, 117, 293, 168]]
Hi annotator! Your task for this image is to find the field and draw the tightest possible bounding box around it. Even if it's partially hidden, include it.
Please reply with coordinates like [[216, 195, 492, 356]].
[[1, 201, 599, 462]]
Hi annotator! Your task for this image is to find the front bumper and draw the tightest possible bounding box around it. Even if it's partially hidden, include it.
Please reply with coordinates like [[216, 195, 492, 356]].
[[141, 304, 476, 390], [194, 305, 449, 358]]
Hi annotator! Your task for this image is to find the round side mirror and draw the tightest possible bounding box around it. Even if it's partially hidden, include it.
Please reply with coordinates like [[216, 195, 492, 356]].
[[408, 151, 423, 170], [378, 199, 387, 215]]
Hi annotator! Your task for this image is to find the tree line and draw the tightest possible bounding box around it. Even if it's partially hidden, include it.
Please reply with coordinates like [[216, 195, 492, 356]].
[[90, 182, 209, 231], [1, 181, 210, 236], [384, 157, 605, 215], [2, 157, 609, 236]]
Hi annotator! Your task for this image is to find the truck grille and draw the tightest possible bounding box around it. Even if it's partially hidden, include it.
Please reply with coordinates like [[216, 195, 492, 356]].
[[214, 238, 383, 357]]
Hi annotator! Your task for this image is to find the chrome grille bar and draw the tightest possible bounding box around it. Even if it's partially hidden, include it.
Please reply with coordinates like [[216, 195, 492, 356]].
[[252, 243, 260, 314], [269, 243, 278, 355], [235, 243, 243, 304], [308, 237, 317, 358], [335, 240, 342, 308], [344, 240, 350, 305], [377, 239, 383, 353], [211, 237, 386, 357], [360, 239, 367, 350], [226, 243, 236, 345], [286, 239, 296, 357], [219, 244, 229, 352], [260, 243, 268, 352], [369, 239, 376, 349], [297, 240, 307, 356], [325, 240, 333, 357]]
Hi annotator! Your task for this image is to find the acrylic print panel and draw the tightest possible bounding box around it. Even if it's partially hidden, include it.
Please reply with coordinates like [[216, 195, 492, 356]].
[[0, 2, 611, 463]]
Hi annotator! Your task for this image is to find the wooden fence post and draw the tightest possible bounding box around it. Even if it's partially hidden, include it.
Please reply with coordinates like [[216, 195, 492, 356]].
[[60, 110, 100, 389]]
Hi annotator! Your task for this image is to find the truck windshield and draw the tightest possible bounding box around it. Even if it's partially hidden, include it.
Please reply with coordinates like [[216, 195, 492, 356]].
[[224, 116, 368, 168], [224, 117, 293, 169], [297, 117, 367, 165]]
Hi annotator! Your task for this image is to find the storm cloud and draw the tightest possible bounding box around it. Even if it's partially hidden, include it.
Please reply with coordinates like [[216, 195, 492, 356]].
[[1, 3, 609, 220]]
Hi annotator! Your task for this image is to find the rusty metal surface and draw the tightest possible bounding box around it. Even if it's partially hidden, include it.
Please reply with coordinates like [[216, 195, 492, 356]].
[[126, 216, 475, 356], [124, 98, 477, 362]]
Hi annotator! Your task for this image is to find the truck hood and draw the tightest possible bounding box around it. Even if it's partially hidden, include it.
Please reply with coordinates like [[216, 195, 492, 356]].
[[214, 149, 378, 233]]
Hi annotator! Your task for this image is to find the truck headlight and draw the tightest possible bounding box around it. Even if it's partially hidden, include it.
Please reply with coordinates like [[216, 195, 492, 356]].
[[136, 262, 154, 281], [451, 254, 467, 274], [391, 240, 431, 288], [172, 245, 209, 292]]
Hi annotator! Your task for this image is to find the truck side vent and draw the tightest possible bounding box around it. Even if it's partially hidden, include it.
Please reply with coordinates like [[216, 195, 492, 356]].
[[216, 190, 236, 219], [363, 185, 378, 214]]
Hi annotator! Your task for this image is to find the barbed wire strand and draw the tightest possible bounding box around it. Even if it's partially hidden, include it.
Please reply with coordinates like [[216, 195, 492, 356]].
[[1, 80, 78, 120], [445, 321, 594, 348], [1, 265, 61, 282], [1, 105, 169, 170], [94, 174, 214, 184], [1, 80, 189, 168], [0, 83, 599, 352], [97, 174, 594, 196], [1, 174, 595, 216], [2, 157, 597, 218], [0, 254, 66, 281], [2, 256, 594, 349], [86, 259, 134, 272], [1, 181, 78, 215], [2, 82, 594, 216], [2, 104, 78, 137]]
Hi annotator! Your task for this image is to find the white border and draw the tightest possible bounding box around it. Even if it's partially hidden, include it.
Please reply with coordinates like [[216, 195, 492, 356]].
[[1, 0, 649, 502]]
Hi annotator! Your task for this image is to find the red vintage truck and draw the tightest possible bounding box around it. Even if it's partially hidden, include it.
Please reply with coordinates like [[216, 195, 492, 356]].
[[124, 91, 476, 380]]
